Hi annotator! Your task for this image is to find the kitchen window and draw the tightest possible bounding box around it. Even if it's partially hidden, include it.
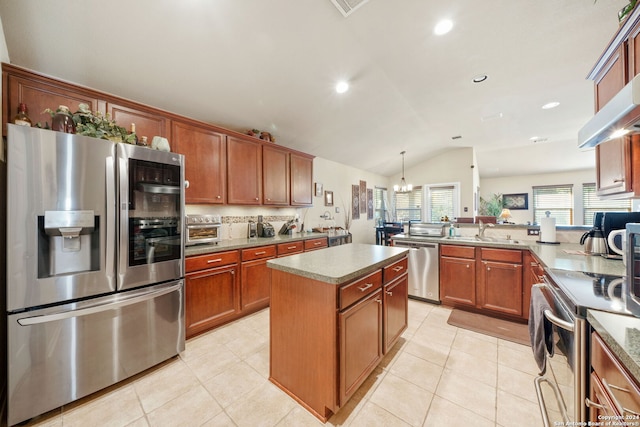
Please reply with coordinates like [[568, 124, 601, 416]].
[[374, 187, 389, 222], [394, 186, 422, 222], [582, 182, 631, 225], [532, 184, 573, 225], [424, 183, 458, 222]]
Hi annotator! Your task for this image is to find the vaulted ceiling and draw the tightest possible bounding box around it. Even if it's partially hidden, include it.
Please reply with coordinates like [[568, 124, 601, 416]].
[[0, 0, 627, 178]]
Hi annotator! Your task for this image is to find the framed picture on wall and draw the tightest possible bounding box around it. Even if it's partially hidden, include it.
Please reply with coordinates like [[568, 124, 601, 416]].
[[324, 190, 333, 206], [315, 182, 323, 197], [359, 180, 367, 213], [352, 184, 360, 220], [502, 193, 528, 210]]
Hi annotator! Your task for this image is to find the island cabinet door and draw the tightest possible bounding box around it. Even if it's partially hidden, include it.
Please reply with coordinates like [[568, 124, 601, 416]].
[[383, 273, 408, 354], [339, 289, 383, 407]]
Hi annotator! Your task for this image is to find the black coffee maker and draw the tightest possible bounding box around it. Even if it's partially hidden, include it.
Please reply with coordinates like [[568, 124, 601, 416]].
[[601, 212, 640, 256]]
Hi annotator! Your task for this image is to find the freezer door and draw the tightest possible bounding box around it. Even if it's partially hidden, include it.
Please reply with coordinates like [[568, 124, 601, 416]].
[[6, 125, 117, 311], [7, 281, 184, 426]]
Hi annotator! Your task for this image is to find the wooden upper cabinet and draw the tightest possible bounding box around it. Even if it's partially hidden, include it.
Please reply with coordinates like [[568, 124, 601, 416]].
[[227, 136, 262, 205], [290, 153, 313, 206], [3, 68, 103, 135], [106, 102, 171, 141], [594, 45, 626, 112], [172, 121, 227, 204], [629, 19, 640, 80], [263, 144, 290, 205], [596, 136, 633, 197]]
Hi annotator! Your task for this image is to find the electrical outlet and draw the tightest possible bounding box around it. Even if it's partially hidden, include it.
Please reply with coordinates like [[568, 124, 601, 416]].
[[527, 228, 540, 236]]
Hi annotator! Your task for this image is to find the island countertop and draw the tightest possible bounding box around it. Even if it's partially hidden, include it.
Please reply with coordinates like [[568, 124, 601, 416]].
[[266, 243, 409, 284]]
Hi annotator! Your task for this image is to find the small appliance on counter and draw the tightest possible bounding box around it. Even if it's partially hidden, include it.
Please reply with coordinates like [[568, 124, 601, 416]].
[[579, 212, 607, 255], [408, 222, 446, 237], [185, 214, 222, 246], [601, 211, 640, 257], [258, 222, 275, 237], [248, 220, 258, 238], [279, 220, 297, 235]]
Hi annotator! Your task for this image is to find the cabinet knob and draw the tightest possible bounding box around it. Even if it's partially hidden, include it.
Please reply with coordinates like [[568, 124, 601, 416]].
[[466, 264, 470, 268], [255, 197, 259, 201], [216, 195, 221, 199], [487, 267, 491, 271], [184, 180, 190, 189]]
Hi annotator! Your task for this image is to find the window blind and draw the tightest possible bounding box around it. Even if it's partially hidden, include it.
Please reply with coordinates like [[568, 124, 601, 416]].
[[429, 185, 454, 222], [582, 183, 631, 225], [394, 186, 422, 222], [533, 184, 573, 225]]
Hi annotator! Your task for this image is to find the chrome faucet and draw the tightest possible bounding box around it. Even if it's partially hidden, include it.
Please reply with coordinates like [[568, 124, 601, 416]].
[[320, 211, 332, 220], [478, 220, 494, 237]]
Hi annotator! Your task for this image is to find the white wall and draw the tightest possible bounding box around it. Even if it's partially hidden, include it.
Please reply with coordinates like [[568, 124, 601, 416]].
[[389, 148, 477, 220], [480, 169, 596, 225]]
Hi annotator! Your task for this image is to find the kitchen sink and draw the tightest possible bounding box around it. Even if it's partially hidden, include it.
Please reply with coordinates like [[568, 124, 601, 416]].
[[444, 235, 521, 245]]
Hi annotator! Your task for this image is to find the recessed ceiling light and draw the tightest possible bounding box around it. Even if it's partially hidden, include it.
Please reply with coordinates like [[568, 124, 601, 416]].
[[472, 74, 488, 83], [480, 112, 503, 122], [335, 81, 349, 94], [530, 136, 548, 143], [542, 101, 560, 110], [434, 19, 453, 35]]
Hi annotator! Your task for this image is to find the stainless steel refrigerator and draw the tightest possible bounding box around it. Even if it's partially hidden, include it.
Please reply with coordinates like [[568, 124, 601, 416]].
[[5, 124, 185, 426]]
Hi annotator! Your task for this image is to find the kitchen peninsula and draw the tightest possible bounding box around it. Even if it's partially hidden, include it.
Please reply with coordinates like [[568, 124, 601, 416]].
[[267, 244, 409, 422]]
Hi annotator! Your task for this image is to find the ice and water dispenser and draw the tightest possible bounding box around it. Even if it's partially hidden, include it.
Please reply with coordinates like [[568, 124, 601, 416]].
[[38, 210, 100, 277]]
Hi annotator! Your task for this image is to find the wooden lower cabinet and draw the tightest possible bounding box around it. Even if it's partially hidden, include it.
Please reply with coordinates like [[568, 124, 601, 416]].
[[440, 245, 476, 308], [339, 289, 383, 406], [270, 255, 407, 422], [440, 244, 525, 320], [383, 273, 408, 354], [588, 332, 640, 419], [185, 254, 240, 338], [241, 258, 273, 312]]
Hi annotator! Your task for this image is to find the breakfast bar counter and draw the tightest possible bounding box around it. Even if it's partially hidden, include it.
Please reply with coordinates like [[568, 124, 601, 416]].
[[267, 244, 409, 422]]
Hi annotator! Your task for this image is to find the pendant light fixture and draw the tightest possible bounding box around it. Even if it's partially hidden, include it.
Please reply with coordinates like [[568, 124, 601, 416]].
[[393, 151, 413, 193]]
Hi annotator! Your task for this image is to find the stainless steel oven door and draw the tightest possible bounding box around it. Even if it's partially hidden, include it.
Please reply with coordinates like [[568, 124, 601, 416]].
[[534, 282, 587, 426], [117, 144, 184, 290]]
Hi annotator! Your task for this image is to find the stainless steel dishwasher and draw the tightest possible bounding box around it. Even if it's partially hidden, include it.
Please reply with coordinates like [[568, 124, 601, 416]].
[[392, 223, 444, 304]]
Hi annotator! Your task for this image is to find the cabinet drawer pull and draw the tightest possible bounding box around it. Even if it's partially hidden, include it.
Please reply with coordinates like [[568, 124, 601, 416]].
[[585, 398, 608, 411], [358, 283, 374, 292], [206, 258, 223, 264], [314, 242, 323, 246], [602, 378, 637, 416], [255, 251, 266, 255], [287, 246, 297, 250], [386, 290, 393, 296], [392, 266, 404, 272], [614, 178, 625, 183]]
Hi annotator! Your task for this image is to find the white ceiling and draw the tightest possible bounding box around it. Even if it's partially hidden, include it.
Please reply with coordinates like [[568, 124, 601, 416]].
[[0, 0, 628, 178]]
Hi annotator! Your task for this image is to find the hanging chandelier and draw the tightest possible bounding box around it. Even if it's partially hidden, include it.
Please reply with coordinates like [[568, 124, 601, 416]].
[[393, 151, 413, 193]]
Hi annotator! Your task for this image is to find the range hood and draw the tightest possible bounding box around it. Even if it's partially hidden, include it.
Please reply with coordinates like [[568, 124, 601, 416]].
[[578, 73, 640, 148]]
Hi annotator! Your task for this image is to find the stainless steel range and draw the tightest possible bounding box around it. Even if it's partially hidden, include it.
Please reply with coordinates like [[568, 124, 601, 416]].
[[531, 268, 630, 426], [5, 125, 186, 426]]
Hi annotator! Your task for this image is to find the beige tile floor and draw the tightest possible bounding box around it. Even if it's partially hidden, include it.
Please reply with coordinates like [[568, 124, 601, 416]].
[[19, 300, 544, 427]]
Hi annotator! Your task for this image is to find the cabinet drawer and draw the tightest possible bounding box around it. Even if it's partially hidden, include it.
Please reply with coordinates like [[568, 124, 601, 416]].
[[481, 248, 522, 263], [186, 250, 239, 273], [383, 257, 408, 284], [304, 237, 328, 251], [592, 332, 640, 415], [241, 245, 277, 261], [440, 244, 475, 259], [339, 270, 382, 310], [277, 241, 304, 256]]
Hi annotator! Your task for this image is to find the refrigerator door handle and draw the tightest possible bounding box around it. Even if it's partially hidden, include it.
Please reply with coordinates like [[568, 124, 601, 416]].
[[17, 282, 182, 326], [105, 156, 116, 280]]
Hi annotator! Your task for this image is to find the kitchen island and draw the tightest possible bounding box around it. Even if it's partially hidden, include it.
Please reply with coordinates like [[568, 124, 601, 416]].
[[267, 243, 409, 422]]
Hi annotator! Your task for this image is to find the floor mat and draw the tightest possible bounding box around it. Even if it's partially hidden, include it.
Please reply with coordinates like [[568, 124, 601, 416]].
[[447, 309, 530, 346]]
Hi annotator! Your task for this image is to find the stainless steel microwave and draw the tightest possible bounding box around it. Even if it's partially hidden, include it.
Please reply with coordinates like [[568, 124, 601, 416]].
[[626, 223, 640, 316]]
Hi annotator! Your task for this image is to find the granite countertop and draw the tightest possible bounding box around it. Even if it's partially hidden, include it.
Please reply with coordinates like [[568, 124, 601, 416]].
[[588, 310, 640, 384], [266, 243, 409, 285], [185, 232, 329, 257]]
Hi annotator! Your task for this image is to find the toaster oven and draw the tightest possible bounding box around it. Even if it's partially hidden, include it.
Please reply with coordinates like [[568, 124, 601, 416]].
[[185, 214, 222, 246]]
